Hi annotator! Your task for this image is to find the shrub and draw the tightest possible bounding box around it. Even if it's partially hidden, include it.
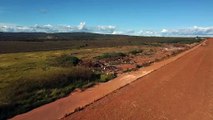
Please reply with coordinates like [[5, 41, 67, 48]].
[[99, 73, 116, 82], [96, 52, 126, 59], [129, 49, 143, 55], [55, 55, 80, 66]]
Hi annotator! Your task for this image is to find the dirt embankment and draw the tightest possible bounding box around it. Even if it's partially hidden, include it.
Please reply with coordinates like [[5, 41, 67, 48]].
[[65, 39, 213, 120]]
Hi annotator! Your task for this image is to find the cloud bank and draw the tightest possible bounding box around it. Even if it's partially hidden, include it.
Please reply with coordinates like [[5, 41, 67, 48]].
[[0, 22, 118, 34], [161, 26, 213, 37], [0, 22, 213, 37]]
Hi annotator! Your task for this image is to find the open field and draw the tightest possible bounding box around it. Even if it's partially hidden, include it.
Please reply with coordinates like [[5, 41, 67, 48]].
[[0, 33, 203, 119], [0, 32, 202, 54]]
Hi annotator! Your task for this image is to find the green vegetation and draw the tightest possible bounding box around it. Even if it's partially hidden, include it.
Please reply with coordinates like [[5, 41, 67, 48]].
[[0, 49, 120, 119], [0, 51, 106, 119], [96, 52, 126, 59], [0, 32, 203, 54], [0, 66, 100, 119], [54, 55, 80, 66], [100, 73, 116, 82], [0, 63, 117, 119], [129, 49, 143, 55]]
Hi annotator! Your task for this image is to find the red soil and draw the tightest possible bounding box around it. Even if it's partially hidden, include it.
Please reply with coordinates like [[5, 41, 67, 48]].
[[65, 39, 213, 120]]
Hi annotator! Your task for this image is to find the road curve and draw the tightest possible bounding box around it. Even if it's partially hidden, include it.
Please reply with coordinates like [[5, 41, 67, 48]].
[[65, 38, 213, 120]]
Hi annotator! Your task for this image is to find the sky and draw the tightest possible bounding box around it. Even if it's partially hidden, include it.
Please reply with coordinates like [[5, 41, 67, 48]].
[[0, 0, 213, 36]]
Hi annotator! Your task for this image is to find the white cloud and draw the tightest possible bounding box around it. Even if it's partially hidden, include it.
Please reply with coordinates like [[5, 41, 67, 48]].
[[112, 31, 123, 35], [78, 22, 87, 30], [161, 29, 168, 33], [96, 25, 116, 34], [161, 26, 213, 37], [0, 22, 213, 37], [137, 30, 160, 36], [0, 22, 116, 34]]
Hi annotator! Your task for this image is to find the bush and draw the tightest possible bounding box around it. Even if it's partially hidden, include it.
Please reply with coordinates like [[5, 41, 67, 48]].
[[96, 52, 126, 59], [55, 55, 80, 66], [99, 73, 116, 82], [129, 49, 143, 55]]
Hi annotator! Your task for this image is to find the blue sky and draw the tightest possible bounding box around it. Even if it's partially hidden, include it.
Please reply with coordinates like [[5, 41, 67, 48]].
[[0, 0, 213, 36]]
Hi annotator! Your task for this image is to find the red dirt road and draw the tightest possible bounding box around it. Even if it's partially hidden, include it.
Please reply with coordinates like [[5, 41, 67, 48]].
[[65, 39, 213, 120]]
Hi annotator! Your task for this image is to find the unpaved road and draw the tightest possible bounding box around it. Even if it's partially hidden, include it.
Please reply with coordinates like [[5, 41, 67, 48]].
[[65, 39, 213, 120]]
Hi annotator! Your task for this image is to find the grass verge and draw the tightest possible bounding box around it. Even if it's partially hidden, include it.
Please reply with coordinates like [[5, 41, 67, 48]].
[[0, 66, 101, 119]]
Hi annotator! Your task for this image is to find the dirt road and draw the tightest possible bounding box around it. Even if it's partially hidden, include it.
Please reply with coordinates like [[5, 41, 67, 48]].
[[65, 39, 213, 120]]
